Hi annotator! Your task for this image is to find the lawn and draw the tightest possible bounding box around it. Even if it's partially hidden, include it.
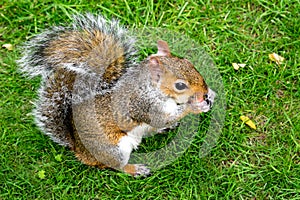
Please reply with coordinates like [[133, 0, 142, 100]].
[[1, 0, 299, 199]]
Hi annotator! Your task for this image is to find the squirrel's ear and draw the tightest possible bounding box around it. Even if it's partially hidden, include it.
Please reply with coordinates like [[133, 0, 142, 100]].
[[149, 57, 163, 83], [155, 40, 171, 57]]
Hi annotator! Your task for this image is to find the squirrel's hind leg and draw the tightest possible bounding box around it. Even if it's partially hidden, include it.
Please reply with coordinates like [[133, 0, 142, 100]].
[[116, 131, 151, 177], [100, 135, 151, 177]]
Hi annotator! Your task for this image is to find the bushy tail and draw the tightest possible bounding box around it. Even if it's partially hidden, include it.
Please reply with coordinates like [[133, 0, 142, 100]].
[[18, 13, 137, 80], [18, 13, 137, 147]]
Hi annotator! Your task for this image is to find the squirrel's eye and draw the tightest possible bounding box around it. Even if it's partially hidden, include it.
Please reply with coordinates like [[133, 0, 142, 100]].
[[175, 82, 188, 91]]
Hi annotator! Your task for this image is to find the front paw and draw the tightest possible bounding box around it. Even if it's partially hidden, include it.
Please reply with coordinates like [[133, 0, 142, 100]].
[[191, 101, 211, 113]]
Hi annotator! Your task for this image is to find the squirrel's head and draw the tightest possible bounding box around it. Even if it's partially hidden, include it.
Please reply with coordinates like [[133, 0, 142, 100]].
[[146, 40, 215, 113]]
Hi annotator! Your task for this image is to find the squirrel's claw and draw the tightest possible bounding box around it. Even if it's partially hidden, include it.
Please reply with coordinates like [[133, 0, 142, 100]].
[[133, 164, 151, 178]]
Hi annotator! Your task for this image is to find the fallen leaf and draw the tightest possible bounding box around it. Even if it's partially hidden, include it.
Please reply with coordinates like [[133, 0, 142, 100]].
[[232, 63, 246, 70], [240, 115, 257, 130], [38, 170, 46, 179], [269, 53, 284, 65], [2, 43, 13, 51]]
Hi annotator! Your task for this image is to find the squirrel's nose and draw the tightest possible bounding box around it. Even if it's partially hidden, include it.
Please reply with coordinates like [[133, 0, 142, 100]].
[[194, 92, 205, 103], [203, 94, 210, 105]]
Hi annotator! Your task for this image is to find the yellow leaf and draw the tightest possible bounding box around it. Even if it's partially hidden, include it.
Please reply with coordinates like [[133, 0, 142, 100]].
[[240, 115, 256, 130], [269, 53, 284, 65], [232, 63, 246, 70], [2, 44, 14, 51]]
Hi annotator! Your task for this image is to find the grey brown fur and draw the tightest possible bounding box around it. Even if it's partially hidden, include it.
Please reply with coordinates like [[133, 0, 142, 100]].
[[18, 13, 215, 176]]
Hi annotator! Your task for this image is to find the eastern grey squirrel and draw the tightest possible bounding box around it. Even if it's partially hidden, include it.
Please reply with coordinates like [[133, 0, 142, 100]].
[[18, 13, 215, 177]]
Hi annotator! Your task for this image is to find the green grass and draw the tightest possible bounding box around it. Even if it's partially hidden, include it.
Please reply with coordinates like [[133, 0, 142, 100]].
[[1, 0, 300, 199]]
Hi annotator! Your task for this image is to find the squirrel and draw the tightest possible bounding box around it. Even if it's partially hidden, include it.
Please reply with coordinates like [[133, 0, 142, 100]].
[[18, 13, 216, 177]]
